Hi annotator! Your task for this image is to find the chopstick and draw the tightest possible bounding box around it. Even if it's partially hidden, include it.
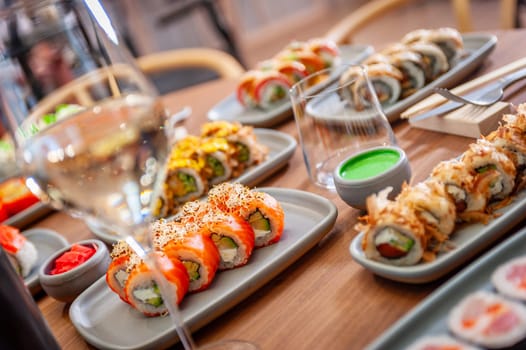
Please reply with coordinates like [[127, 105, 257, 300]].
[[401, 57, 526, 119]]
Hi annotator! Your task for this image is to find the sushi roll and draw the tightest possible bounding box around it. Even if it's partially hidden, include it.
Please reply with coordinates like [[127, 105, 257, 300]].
[[406, 334, 480, 350], [306, 38, 341, 68], [485, 124, 526, 191], [357, 187, 429, 265], [401, 27, 464, 64], [340, 63, 403, 111], [384, 50, 426, 98], [199, 137, 233, 186], [406, 42, 449, 81], [236, 70, 260, 108], [430, 159, 489, 222], [396, 179, 456, 254], [275, 48, 326, 74], [106, 240, 134, 303], [124, 251, 189, 317], [460, 139, 516, 203], [491, 256, 526, 301], [257, 59, 309, 85], [207, 183, 285, 247], [448, 291, 526, 349], [153, 221, 220, 292], [0, 225, 38, 277], [251, 70, 292, 110]]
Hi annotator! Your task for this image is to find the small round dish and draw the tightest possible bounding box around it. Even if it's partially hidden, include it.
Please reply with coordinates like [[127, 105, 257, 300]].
[[333, 146, 411, 210], [38, 239, 110, 303]]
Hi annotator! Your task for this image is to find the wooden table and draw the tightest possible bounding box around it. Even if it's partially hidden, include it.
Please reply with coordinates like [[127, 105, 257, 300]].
[[34, 28, 526, 350]]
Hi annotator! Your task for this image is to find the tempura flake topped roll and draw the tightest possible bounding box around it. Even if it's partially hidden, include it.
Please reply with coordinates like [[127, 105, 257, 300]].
[[358, 187, 429, 266]]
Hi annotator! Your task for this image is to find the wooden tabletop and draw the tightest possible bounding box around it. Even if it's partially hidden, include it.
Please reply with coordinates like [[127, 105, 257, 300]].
[[34, 28, 526, 350]]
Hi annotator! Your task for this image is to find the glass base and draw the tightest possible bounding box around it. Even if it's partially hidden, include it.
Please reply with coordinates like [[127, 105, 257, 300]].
[[197, 339, 260, 350]]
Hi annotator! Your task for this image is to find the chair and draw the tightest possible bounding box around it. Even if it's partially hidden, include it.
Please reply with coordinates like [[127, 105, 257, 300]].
[[324, 0, 519, 45], [135, 47, 245, 79]]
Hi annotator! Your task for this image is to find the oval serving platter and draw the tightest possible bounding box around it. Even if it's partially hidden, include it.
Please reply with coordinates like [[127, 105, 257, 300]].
[[70, 188, 338, 350]]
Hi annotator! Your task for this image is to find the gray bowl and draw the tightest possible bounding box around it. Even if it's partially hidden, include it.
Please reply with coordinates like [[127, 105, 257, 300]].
[[333, 146, 411, 210], [38, 239, 110, 303]]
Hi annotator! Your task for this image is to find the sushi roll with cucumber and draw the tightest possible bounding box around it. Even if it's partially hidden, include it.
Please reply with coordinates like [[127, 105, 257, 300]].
[[153, 221, 220, 292], [124, 251, 189, 317], [207, 183, 284, 247], [384, 50, 426, 98], [0, 225, 38, 278], [106, 240, 134, 304], [357, 187, 429, 266], [491, 256, 526, 302], [448, 291, 526, 349], [199, 137, 234, 186]]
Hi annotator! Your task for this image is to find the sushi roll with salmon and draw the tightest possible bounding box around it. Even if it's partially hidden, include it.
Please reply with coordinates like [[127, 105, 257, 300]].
[[178, 201, 256, 270], [0, 225, 38, 278], [207, 183, 285, 247], [491, 256, 526, 302], [356, 187, 429, 266], [257, 59, 309, 85], [106, 240, 134, 304], [236, 70, 260, 108], [448, 291, 526, 349], [124, 251, 189, 317], [153, 221, 220, 292]]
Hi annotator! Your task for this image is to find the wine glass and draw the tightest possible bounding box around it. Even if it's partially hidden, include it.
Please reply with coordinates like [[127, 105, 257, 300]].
[[0, 1, 252, 349]]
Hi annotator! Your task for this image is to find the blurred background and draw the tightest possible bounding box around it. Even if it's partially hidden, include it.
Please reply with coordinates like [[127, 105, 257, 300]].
[[103, 0, 526, 92]]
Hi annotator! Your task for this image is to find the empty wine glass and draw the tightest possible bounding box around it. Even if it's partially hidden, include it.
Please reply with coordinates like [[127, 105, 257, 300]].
[[0, 0, 207, 349]]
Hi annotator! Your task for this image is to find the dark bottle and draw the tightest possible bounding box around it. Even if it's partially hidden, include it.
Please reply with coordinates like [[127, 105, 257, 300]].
[[0, 247, 61, 349]]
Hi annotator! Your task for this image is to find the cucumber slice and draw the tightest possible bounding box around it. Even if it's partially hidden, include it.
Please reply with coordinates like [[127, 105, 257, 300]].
[[249, 210, 270, 232], [235, 142, 250, 163], [133, 283, 163, 307], [206, 156, 225, 177], [211, 233, 238, 249], [182, 260, 200, 281]]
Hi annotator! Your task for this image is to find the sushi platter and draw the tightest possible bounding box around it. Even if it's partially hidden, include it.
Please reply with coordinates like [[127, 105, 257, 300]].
[[70, 188, 338, 350], [207, 44, 374, 127], [23, 228, 69, 295], [366, 225, 526, 349]]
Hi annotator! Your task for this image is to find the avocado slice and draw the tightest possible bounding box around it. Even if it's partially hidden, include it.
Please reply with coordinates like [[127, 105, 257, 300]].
[[211, 233, 238, 249], [182, 260, 200, 281], [248, 210, 270, 232]]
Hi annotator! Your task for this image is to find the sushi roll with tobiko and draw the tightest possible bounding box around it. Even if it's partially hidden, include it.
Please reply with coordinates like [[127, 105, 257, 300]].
[[106, 240, 134, 304], [460, 139, 516, 204], [406, 334, 480, 350], [207, 183, 285, 248], [0, 225, 38, 278], [153, 221, 220, 292], [356, 187, 429, 266], [124, 251, 189, 317], [491, 256, 526, 302], [396, 179, 456, 256], [448, 291, 526, 349]]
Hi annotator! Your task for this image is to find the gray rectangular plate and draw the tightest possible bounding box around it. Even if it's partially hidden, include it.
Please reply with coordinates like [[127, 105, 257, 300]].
[[87, 128, 297, 244], [350, 189, 526, 284], [70, 187, 338, 350], [366, 225, 526, 349], [3, 202, 54, 229], [207, 44, 374, 127]]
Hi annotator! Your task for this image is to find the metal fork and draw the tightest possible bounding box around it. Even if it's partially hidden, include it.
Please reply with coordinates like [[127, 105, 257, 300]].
[[433, 67, 526, 106]]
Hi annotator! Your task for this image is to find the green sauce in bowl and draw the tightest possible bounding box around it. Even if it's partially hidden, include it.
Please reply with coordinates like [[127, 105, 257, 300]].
[[339, 148, 401, 180]]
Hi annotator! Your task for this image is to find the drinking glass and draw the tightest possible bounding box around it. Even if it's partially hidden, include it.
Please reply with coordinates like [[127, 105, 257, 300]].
[[0, 1, 251, 349], [290, 64, 398, 190]]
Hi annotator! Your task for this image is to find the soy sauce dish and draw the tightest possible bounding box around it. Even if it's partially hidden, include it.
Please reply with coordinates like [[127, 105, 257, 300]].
[[333, 146, 411, 210], [38, 239, 110, 303]]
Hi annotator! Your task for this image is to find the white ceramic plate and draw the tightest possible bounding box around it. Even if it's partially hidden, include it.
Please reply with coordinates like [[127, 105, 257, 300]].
[[23, 228, 69, 295], [381, 32, 497, 122], [365, 225, 526, 350], [3, 202, 54, 229], [207, 44, 374, 128], [350, 189, 526, 284], [70, 188, 338, 350], [87, 128, 297, 244]]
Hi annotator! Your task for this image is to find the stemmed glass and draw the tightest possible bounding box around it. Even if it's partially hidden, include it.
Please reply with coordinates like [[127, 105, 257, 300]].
[[0, 1, 256, 349]]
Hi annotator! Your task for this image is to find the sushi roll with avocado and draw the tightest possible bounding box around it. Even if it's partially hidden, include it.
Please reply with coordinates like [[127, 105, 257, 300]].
[[0, 225, 38, 278], [448, 291, 526, 349], [106, 240, 134, 304]]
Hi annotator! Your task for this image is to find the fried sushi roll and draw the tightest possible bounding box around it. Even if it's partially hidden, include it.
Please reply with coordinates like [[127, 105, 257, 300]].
[[384, 50, 426, 98], [208, 183, 285, 247], [460, 139, 516, 203], [485, 124, 526, 190], [124, 251, 189, 317], [199, 137, 233, 186], [340, 63, 403, 111], [405, 42, 449, 81], [106, 240, 134, 304], [396, 179, 456, 254], [357, 187, 428, 266], [153, 221, 220, 292], [401, 27, 464, 64]]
